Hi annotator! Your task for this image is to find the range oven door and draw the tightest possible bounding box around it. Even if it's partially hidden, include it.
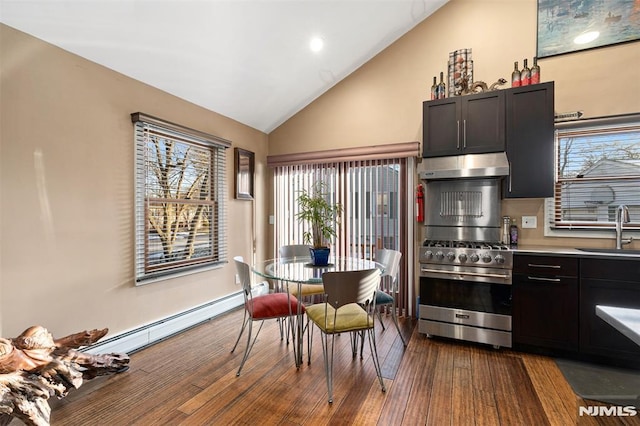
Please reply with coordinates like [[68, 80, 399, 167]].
[[418, 272, 512, 348]]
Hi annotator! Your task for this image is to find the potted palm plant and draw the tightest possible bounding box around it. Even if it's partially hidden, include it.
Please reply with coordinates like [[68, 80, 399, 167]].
[[296, 182, 343, 266]]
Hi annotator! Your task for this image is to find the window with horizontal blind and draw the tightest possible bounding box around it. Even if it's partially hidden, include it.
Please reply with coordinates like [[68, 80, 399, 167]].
[[549, 114, 640, 233], [132, 113, 230, 284]]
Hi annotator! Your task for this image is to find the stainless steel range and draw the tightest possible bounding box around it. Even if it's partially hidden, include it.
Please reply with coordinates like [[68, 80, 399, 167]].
[[418, 239, 513, 348], [417, 153, 513, 348]]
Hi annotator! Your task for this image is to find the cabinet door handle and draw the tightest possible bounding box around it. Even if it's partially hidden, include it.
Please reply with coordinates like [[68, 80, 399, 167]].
[[527, 263, 561, 269], [457, 120, 460, 149], [527, 276, 561, 282], [463, 119, 467, 148]]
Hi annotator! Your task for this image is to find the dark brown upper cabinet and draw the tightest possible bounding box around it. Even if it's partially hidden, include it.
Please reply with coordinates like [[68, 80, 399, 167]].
[[422, 90, 506, 158]]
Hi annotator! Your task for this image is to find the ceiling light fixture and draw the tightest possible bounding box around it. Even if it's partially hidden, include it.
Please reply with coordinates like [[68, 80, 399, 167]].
[[574, 31, 599, 45], [310, 37, 324, 52]]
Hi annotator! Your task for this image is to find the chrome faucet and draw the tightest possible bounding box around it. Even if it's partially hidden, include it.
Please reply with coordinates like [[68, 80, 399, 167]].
[[615, 204, 632, 249]]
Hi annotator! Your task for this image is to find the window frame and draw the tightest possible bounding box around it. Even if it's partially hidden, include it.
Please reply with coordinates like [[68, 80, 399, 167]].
[[545, 113, 640, 239], [132, 113, 230, 284]]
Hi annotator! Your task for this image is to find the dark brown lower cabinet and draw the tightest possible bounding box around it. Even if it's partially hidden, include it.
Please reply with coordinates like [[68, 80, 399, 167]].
[[513, 255, 579, 355], [580, 258, 640, 367]]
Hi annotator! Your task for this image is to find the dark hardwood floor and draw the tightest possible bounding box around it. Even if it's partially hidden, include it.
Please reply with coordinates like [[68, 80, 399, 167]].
[[48, 309, 639, 425]]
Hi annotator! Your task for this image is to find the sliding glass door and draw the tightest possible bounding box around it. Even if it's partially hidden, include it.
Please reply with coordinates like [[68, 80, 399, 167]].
[[273, 157, 413, 316]]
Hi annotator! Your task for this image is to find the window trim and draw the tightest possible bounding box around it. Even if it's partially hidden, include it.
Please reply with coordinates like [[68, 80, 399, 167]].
[[132, 112, 230, 284]]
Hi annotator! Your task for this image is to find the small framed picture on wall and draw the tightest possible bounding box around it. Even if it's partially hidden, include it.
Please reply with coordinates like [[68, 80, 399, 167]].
[[234, 148, 254, 200]]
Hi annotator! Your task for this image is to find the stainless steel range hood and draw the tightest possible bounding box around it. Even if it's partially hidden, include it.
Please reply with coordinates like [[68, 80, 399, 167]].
[[418, 152, 510, 180]]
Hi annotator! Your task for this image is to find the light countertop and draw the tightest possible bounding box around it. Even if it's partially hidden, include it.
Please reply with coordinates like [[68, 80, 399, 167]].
[[596, 305, 640, 348], [513, 245, 640, 258]]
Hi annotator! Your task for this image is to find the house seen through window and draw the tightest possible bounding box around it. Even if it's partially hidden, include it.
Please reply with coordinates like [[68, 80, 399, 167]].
[[550, 114, 640, 232]]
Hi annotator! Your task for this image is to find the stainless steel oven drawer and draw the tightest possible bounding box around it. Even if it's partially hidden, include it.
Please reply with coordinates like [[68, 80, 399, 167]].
[[419, 304, 511, 331], [419, 319, 512, 348]]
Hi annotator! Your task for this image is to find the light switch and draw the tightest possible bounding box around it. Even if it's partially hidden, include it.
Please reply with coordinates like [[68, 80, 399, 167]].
[[522, 216, 537, 229]]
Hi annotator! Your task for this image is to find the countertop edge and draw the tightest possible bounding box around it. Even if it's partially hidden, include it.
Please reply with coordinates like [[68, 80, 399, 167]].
[[513, 245, 640, 258], [596, 305, 640, 348]]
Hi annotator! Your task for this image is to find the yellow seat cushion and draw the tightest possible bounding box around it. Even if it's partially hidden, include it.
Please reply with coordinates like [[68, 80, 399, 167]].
[[306, 303, 373, 333], [285, 282, 325, 297]]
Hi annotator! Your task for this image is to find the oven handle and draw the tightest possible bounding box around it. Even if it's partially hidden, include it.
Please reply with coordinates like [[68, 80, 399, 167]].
[[421, 268, 511, 280]]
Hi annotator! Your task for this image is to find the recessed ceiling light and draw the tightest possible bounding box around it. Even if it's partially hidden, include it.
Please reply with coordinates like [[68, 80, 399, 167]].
[[310, 37, 324, 52], [574, 31, 599, 45]]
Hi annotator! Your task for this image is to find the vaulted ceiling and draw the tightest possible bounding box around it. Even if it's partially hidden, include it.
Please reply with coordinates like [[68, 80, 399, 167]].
[[0, 0, 448, 133]]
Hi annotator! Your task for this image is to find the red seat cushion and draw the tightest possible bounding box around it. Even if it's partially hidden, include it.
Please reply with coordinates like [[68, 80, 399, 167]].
[[247, 293, 305, 320]]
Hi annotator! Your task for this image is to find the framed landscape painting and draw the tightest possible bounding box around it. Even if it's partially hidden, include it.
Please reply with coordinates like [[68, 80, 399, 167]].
[[537, 0, 640, 58]]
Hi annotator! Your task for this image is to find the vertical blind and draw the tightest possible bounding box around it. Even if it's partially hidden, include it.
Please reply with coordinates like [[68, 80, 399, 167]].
[[132, 113, 230, 283], [551, 114, 640, 230], [273, 155, 412, 316]]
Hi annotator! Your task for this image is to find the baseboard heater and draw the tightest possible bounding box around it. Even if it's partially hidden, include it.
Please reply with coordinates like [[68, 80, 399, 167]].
[[83, 291, 246, 355]]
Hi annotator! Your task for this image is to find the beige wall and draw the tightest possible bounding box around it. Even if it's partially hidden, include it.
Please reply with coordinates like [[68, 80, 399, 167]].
[[269, 0, 640, 250], [2, 0, 639, 338], [0, 24, 269, 337]]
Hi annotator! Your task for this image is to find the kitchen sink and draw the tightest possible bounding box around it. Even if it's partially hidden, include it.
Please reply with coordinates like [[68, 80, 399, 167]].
[[576, 248, 640, 255]]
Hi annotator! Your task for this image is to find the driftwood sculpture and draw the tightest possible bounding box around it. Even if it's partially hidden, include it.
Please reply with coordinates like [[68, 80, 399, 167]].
[[0, 326, 129, 426]]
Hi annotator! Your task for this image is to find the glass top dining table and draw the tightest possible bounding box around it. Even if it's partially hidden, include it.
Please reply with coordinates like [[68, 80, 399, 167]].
[[252, 256, 384, 284], [251, 255, 384, 368]]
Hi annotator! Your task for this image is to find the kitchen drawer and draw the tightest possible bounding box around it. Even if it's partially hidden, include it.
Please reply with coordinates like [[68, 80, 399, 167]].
[[581, 258, 640, 281], [514, 254, 578, 277]]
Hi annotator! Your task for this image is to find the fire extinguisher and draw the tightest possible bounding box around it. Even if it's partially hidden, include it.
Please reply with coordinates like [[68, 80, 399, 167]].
[[416, 184, 424, 223]]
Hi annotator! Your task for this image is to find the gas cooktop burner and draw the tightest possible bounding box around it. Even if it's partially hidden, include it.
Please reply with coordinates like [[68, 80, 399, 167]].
[[422, 240, 511, 251]]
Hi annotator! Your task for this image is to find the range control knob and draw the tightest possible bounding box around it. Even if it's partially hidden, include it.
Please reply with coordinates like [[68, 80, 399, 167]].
[[435, 251, 445, 260], [423, 250, 434, 260], [494, 254, 505, 264], [458, 253, 468, 263], [470, 253, 480, 263], [481, 253, 492, 263], [446, 252, 456, 261]]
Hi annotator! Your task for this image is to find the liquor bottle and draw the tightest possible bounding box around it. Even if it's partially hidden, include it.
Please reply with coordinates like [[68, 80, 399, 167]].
[[510, 219, 519, 247], [530, 57, 540, 84], [430, 76, 437, 100], [511, 61, 521, 87], [520, 58, 531, 86], [437, 72, 446, 99]]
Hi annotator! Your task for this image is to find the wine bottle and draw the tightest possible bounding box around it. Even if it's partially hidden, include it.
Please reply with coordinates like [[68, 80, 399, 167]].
[[430, 76, 437, 100], [437, 72, 446, 99], [511, 61, 521, 87], [520, 58, 531, 86], [530, 57, 540, 84]]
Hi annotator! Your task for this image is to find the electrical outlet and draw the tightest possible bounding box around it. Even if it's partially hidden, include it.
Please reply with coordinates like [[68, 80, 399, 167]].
[[522, 216, 537, 229]]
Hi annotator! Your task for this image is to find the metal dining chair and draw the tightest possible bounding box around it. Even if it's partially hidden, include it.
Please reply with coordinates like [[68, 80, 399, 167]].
[[305, 268, 385, 403], [278, 244, 326, 300], [231, 256, 305, 376], [373, 248, 407, 347]]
